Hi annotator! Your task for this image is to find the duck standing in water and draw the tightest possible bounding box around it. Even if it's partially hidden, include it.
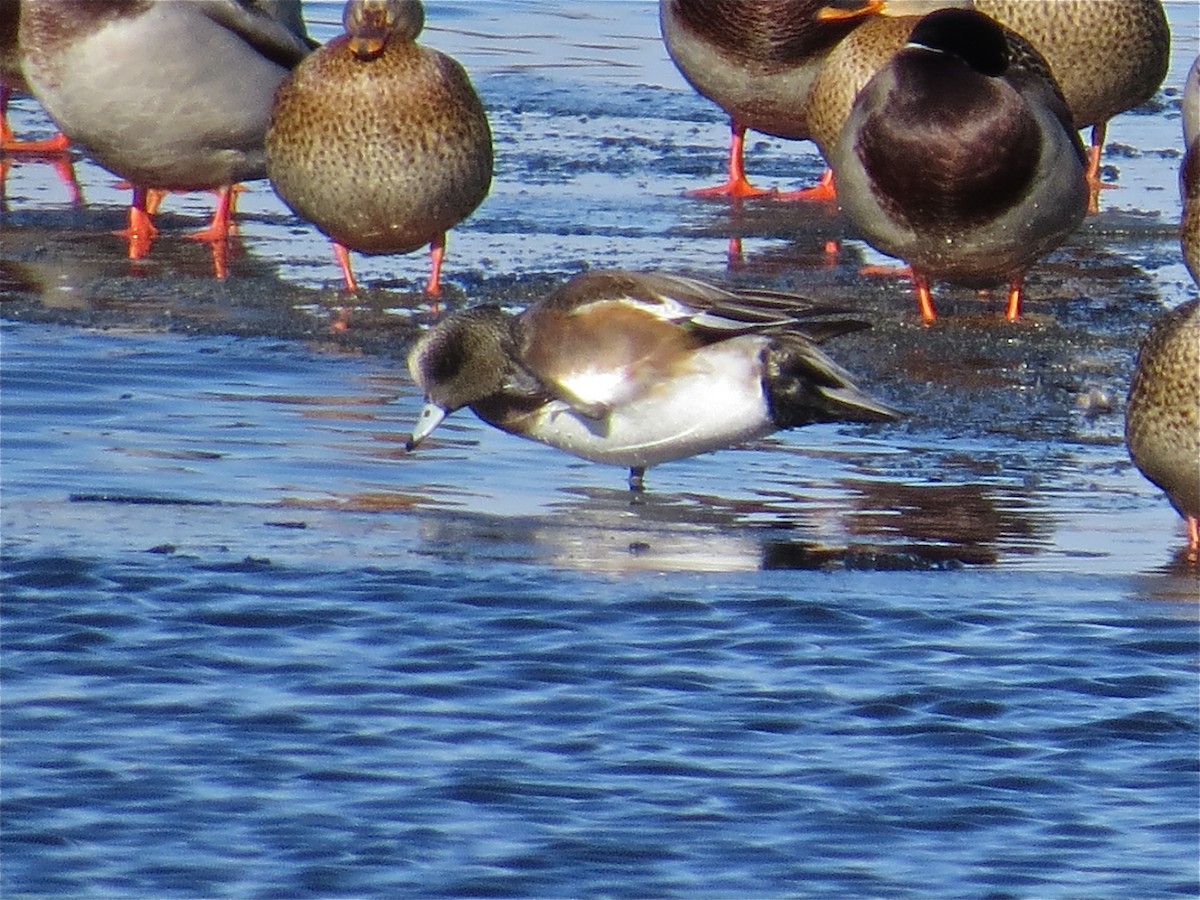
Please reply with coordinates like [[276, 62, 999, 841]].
[[406, 269, 899, 491], [658, 0, 885, 200], [974, 0, 1170, 213], [1123, 59, 1200, 556], [828, 7, 1087, 323], [266, 0, 493, 296], [1125, 300, 1200, 555], [18, 0, 314, 267]]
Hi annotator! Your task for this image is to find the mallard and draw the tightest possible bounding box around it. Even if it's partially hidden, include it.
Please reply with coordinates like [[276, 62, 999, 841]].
[[828, 7, 1087, 322], [659, 0, 888, 200], [18, 0, 313, 261], [266, 0, 493, 295], [1125, 299, 1200, 554], [974, 0, 1170, 213]]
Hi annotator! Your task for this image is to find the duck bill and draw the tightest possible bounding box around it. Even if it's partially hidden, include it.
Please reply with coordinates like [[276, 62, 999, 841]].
[[816, 0, 885, 22], [406, 402, 448, 451], [348, 8, 391, 60]]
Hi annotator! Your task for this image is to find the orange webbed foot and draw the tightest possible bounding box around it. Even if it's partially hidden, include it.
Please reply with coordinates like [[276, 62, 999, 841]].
[[773, 169, 837, 203]]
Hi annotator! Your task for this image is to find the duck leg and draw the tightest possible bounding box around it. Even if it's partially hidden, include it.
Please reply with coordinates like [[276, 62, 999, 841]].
[[628, 467, 646, 492], [687, 121, 773, 199], [1084, 122, 1116, 214], [114, 184, 158, 259], [187, 184, 237, 244], [774, 167, 837, 203], [425, 232, 446, 296], [911, 270, 937, 324], [2, 87, 83, 205], [1003, 275, 1025, 322], [0, 86, 70, 154], [333, 241, 359, 292]]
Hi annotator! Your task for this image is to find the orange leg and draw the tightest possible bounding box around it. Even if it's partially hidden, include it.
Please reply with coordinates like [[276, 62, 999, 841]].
[[1004, 275, 1024, 322], [1084, 122, 1116, 214], [687, 121, 774, 200], [2, 88, 83, 204], [425, 233, 446, 296], [114, 184, 158, 259], [0, 86, 72, 154], [912, 270, 937, 324], [1187, 515, 1199, 554], [333, 241, 359, 292], [187, 184, 236, 244], [774, 167, 837, 203], [1, 130, 71, 155]]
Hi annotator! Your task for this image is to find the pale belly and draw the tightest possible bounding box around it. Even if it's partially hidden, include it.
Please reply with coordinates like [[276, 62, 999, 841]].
[[512, 342, 776, 469]]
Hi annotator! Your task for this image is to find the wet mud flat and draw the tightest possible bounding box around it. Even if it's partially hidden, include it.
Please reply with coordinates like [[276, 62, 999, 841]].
[[1, 4, 1199, 899]]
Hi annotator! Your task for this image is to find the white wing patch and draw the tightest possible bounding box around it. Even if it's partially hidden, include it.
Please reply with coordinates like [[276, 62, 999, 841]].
[[556, 367, 632, 407]]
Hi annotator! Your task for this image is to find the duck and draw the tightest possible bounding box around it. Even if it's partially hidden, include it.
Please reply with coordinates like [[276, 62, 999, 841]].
[[806, 1, 976, 162], [827, 7, 1087, 323], [1181, 56, 1199, 285], [973, 0, 1170, 213], [659, 0, 889, 200], [406, 269, 899, 490], [265, 0, 493, 296], [1125, 299, 1200, 554], [18, 0, 314, 262]]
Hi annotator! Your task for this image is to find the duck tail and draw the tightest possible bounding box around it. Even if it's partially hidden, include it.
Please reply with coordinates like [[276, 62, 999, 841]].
[[763, 333, 901, 428]]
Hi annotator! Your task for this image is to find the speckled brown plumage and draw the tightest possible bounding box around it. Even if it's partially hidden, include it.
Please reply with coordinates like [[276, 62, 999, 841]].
[[1125, 299, 1200, 550], [974, 0, 1169, 130], [265, 0, 492, 292]]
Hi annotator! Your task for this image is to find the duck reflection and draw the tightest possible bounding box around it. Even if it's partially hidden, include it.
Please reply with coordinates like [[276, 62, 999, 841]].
[[839, 479, 1052, 563]]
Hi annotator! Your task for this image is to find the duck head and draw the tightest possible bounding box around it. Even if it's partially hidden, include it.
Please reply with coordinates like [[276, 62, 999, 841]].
[[406, 307, 517, 449], [905, 7, 1009, 76], [345, 0, 424, 61]]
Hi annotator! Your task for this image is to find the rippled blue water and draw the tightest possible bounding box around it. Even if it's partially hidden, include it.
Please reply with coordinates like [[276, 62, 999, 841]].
[[4, 2, 1200, 898]]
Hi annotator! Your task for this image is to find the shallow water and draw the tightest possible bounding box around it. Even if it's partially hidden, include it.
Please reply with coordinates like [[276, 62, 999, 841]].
[[2, 2, 1198, 898]]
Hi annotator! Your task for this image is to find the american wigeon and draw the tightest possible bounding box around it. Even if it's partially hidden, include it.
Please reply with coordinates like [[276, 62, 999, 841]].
[[659, 0, 885, 200], [828, 7, 1088, 322], [1125, 299, 1200, 554], [265, 0, 493, 296], [406, 269, 899, 490], [974, 0, 1170, 213], [18, 0, 313, 259]]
